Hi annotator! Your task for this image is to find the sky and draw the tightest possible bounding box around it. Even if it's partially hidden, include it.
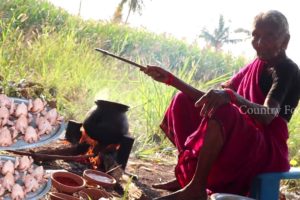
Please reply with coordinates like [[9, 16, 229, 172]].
[[48, 0, 300, 64]]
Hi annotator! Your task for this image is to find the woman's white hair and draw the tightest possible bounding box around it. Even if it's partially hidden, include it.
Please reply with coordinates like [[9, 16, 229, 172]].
[[254, 10, 289, 37]]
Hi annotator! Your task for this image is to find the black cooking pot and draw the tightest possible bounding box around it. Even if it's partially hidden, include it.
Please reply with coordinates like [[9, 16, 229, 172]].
[[82, 100, 129, 145]]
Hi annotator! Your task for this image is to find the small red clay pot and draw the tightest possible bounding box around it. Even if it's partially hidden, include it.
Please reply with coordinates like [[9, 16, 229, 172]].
[[83, 169, 116, 189], [51, 171, 86, 194]]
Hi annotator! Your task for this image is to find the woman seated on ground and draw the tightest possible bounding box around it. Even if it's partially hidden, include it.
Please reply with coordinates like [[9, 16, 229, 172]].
[[141, 10, 300, 200]]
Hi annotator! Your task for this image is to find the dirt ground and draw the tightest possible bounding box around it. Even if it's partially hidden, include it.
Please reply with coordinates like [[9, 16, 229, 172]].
[[38, 156, 175, 200], [123, 157, 300, 200], [3, 150, 300, 200], [3, 140, 299, 200], [41, 156, 175, 200], [125, 157, 175, 199]]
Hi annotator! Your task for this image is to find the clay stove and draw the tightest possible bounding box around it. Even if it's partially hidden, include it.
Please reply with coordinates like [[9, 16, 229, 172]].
[[65, 100, 134, 170]]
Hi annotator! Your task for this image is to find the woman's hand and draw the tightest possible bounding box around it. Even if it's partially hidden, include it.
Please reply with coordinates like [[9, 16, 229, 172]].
[[195, 89, 230, 117], [141, 65, 206, 101], [141, 65, 173, 84]]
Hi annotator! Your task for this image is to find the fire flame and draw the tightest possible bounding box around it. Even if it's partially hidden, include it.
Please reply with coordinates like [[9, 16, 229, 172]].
[[62, 140, 70, 145], [79, 129, 121, 170], [80, 129, 100, 169]]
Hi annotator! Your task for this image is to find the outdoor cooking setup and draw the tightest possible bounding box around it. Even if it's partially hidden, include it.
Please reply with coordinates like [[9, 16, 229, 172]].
[[0, 49, 144, 200], [66, 99, 135, 171], [19, 100, 134, 197], [10, 99, 135, 166]]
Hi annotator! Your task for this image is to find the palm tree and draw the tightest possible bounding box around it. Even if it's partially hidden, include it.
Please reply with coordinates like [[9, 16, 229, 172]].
[[112, 0, 145, 23], [112, 0, 127, 23], [124, 0, 144, 24], [78, 0, 82, 16], [199, 15, 247, 50], [234, 28, 251, 39]]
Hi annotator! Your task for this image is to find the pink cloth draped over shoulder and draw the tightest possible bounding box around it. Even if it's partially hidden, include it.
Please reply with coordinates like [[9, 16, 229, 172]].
[[160, 58, 290, 195]]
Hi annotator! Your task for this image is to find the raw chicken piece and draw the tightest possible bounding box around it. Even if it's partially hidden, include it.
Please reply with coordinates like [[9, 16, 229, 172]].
[[0, 127, 13, 147], [10, 100, 16, 115], [30, 166, 45, 182], [15, 156, 33, 172], [13, 115, 29, 135], [23, 174, 39, 193], [24, 126, 39, 143], [45, 108, 63, 125], [0, 94, 12, 108], [1, 160, 15, 175], [15, 103, 28, 117], [28, 98, 46, 113], [0, 186, 5, 196], [0, 94, 15, 115], [11, 183, 25, 200], [2, 172, 15, 191], [0, 106, 11, 127], [36, 116, 52, 135]]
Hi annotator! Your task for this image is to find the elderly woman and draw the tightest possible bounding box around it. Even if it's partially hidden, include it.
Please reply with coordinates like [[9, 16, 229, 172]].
[[142, 10, 300, 200]]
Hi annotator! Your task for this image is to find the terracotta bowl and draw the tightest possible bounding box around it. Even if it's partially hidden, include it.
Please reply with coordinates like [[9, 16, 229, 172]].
[[51, 171, 86, 194], [82, 188, 112, 199], [83, 169, 116, 188], [49, 192, 80, 200]]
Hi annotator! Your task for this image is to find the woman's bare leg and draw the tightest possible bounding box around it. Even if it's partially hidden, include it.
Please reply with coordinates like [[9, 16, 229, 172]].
[[152, 178, 181, 191], [154, 119, 224, 200]]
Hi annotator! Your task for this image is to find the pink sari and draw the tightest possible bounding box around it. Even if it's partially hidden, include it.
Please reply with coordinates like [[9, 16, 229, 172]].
[[160, 58, 290, 195]]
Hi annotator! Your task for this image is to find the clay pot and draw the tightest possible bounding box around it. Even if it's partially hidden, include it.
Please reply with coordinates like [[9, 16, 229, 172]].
[[49, 192, 80, 200], [83, 169, 116, 189], [51, 171, 86, 194], [83, 100, 129, 145], [81, 188, 112, 200]]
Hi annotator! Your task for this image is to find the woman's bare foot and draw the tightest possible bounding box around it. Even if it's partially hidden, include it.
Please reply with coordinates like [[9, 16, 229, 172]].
[[152, 179, 181, 191]]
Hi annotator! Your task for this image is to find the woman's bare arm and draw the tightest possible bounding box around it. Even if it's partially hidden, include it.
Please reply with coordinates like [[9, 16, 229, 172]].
[[221, 80, 280, 124], [234, 92, 281, 124], [169, 75, 205, 101], [194, 88, 280, 125], [142, 65, 205, 102]]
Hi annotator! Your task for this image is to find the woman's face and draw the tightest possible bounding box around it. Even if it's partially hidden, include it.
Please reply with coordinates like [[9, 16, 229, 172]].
[[251, 22, 287, 61]]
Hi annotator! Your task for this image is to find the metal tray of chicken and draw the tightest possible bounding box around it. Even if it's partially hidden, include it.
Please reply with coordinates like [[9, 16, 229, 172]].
[[0, 97, 65, 151], [0, 155, 52, 200]]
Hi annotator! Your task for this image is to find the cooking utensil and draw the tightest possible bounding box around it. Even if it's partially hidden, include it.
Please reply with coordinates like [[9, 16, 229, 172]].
[[51, 171, 86, 194], [210, 193, 255, 200], [7, 150, 95, 161], [82, 100, 129, 145], [95, 48, 146, 70], [83, 169, 116, 189]]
